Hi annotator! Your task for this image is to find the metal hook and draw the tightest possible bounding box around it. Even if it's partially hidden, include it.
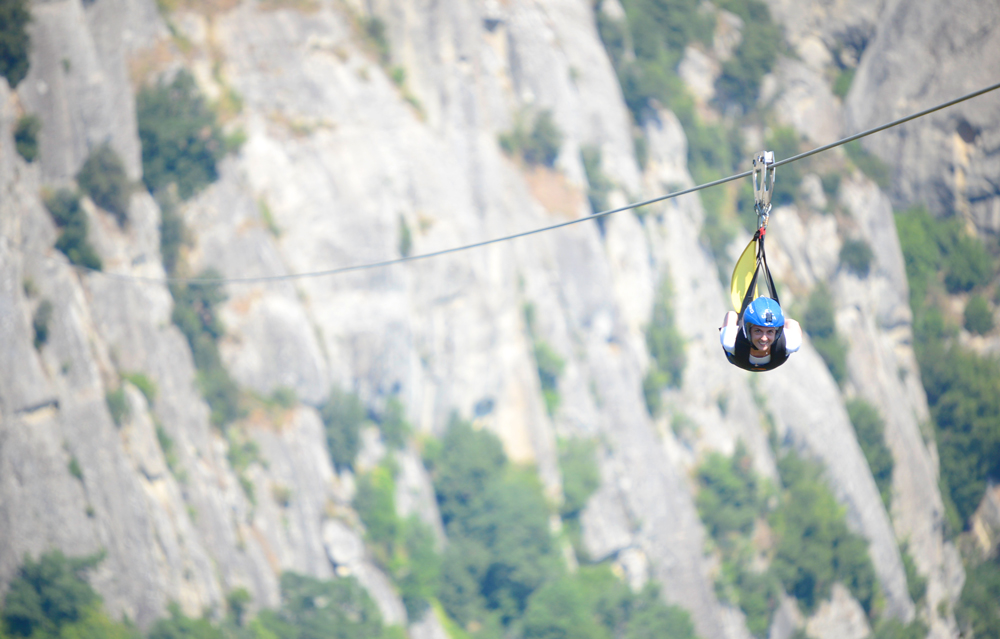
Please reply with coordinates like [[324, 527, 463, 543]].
[[752, 151, 776, 230]]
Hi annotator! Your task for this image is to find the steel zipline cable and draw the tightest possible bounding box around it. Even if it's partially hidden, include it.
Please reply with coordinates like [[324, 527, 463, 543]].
[[27, 80, 1000, 286]]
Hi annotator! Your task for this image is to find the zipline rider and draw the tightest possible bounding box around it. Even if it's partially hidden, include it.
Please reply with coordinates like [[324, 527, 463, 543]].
[[720, 151, 802, 372], [720, 296, 802, 371]]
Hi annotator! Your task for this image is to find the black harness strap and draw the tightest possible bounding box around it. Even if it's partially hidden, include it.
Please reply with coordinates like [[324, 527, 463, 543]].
[[739, 228, 780, 315]]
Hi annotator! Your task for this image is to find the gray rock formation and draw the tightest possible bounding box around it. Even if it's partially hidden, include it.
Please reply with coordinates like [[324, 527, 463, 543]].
[[805, 583, 871, 639], [2, 1, 996, 638], [845, 0, 1000, 232]]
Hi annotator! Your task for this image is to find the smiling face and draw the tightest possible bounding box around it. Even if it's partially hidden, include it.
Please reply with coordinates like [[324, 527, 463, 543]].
[[749, 325, 778, 353]]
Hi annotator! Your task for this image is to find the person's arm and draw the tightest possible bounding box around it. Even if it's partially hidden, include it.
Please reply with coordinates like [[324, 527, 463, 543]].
[[784, 319, 802, 353], [720, 311, 739, 354]]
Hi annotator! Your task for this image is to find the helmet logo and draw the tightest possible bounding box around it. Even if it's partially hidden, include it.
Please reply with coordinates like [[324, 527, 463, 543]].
[[764, 309, 774, 324]]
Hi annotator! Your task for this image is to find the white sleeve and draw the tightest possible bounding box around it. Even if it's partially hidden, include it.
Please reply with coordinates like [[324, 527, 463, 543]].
[[784, 321, 802, 353], [721, 322, 739, 355]]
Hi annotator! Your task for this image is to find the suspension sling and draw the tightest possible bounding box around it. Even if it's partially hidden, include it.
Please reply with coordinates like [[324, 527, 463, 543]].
[[730, 151, 779, 314], [724, 151, 791, 372]]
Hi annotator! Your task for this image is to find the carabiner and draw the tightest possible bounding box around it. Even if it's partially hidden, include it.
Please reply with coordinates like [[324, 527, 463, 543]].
[[752, 151, 776, 230]]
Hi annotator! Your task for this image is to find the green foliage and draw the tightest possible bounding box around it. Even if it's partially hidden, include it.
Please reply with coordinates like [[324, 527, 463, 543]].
[[122, 372, 157, 405], [845, 399, 893, 511], [520, 578, 604, 639], [840, 238, 874, 278], [919, 343, 1000, 523], [557, 438, 600, 519], [533, 342, 564, 417], [356, 465, 399, 550], [965, 295, 995, 335], [832, 68, 856, 99], [67, 455, 83, 482], [499, 110, 563, 168], [945, 236, 993, 294], [148, 604, 224, 639], [713, 0, 784, 112], [257, 572, 403, 639], [429, 417, 558, 629], [32, 300, 53, 349], [170, 272, 241, 428], [378, 397, 411, 450], [771, 453, 878, 614], [956, 555, 1000, 639], [898, 543, 926, 606], [694, 445, 782, 637], [896, 203, 1000, 527], [642, 370, 667, 418], [1, 551, 105, 638], [157, 191, 186, 277], [354, 463, 440, 619], [137, 70, 227, 199], [643, 276, 686, 416], [582, 145, 614, 214], [0, 0, 31, 88], [803, 283, 847, 384], [398, 215, 412, 257], [845, 141, 890, 189], [106, 387, 129, 427], [601, 0, 712, 123], [319, 388, 367, 471], [156, 425, 181, 477], [620, 582, 699, 639], [870, 619, 928, 639], [43, 189, 103, 271], [362, 16, 391, 65], [266, 386, 297, 409], [226, 588, 251, 628], [898, 205, 1000, 525], [77, 144, 131, 226], [695, 444, 760, 546], [14, 114, 40, 162]]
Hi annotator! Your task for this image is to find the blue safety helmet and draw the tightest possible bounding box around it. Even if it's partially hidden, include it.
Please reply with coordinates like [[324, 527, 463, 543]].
[[743, 297, 784, 340]]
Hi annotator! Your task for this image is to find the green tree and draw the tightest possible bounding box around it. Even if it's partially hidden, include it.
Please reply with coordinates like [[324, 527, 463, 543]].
[[257, 572, 400, 639], [840, 238, 874, 278], [803, 284, 847, 384], [77, 144, 131, 226], [964, 295, 994, 335], [1, 551, 102, 637], [771, 453, 877, 614], [523, 110, 562, 168], [43, 188, 102, 271], [170, 272, 241, 427], [378, 396, 411, 450], [32, 300, 53, 349], [695, 444, 759, 545], [956, 556, 1000, 639], [920, 345, 1000, 523], [0, 0, 31, 88], [713, 0, 783, 112], [147, 604, 224, 639], [845, 399, 894, 511], [533, 342, 564, 417], [521, 578, 605, 639], [319, 388, 367, 471], [558, 438, 600, 519], [582, 145, 614, 214], [137, 70, 226, 199], [14, 114, 40, 162], [429, 417, 558, 628]]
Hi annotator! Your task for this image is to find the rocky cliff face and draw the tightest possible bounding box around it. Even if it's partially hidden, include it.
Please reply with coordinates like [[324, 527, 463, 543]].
[[1, 0, 996, 637]]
